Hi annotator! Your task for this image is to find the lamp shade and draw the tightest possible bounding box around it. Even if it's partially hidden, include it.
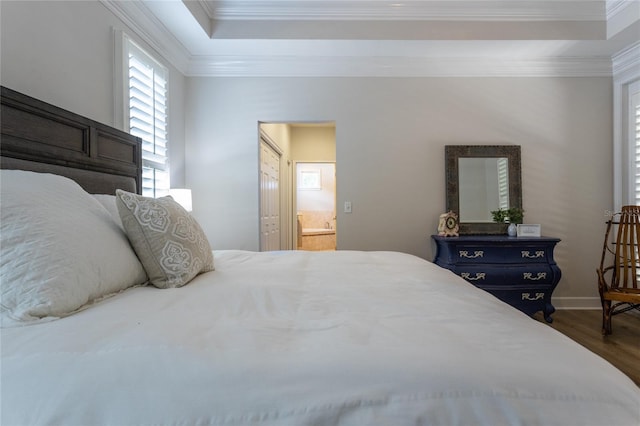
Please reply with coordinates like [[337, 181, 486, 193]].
[[169, 188, 192, 212]]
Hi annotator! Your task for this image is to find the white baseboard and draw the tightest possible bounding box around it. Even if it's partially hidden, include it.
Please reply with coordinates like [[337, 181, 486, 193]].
[[552, 297, 640, 319], [552, 297, 601, 310]]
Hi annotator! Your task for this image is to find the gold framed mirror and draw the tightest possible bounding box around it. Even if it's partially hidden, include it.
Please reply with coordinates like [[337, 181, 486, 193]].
[[445, 145, 522, 234]]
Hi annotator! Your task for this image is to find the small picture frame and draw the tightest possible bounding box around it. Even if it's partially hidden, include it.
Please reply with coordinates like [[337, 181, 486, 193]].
[[517, 224, 541, 237]]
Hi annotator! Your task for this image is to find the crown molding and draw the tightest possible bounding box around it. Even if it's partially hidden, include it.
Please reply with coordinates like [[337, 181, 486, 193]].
[[203, 1, 605, 22], [100, 0, 190, 74], [607, 0, 638, 19], [197, 0, 217, 20], [104, 1, 615, 78], [612, 41, 640, 77], [183, 1, 213, 36], [187, 55, 612, 78], [606, 0, 640, 38]]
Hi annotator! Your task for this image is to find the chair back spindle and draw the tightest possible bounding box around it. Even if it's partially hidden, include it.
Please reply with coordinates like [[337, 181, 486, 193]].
[[612, 206, 640, 291], [597, 205, 640, 335]]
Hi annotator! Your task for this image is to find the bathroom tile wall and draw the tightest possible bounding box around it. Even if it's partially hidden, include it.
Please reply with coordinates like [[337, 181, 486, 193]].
[[299, 210, 335, 229]]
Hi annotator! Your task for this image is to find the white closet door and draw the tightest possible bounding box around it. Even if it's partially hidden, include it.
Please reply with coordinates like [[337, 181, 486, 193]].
[[260, 140, 281, 251]]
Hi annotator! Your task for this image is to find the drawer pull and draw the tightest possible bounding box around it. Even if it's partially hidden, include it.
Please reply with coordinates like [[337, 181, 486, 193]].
[[521, 250, 545, 259], [522, 292, 545, 301], [461, 272, 486, 281], [523, 272, 547, 281], [459, 250, 484, 259]]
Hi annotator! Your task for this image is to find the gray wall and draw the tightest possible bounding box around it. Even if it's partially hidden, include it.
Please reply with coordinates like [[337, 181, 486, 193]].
[[1, 1, 614, 308], [186, 77, 612, 307]]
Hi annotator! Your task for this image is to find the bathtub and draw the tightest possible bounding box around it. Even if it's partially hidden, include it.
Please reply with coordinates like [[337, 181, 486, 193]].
[[302, 228, 336, 236], [300, 228, 336, 251]]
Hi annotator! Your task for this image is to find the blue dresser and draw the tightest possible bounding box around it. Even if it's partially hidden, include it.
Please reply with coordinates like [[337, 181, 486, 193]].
[[431, 235, 561, 322]]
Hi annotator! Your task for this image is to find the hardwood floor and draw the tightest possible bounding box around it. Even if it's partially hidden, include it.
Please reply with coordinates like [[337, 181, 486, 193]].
[[533, 309, 640, 386]]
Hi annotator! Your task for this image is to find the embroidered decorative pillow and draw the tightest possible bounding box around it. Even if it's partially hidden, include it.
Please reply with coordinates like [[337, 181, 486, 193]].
[[115, 189, 215, 288]]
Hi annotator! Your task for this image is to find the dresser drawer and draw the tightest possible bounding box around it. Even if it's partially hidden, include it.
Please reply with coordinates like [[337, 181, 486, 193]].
[[455, 245, 552, 264], [454, 264, 555, 286], [484, 287, 551, 317]]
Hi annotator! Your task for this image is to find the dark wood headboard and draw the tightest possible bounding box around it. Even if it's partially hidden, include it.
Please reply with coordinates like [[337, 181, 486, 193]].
[[1, 86, 142, 194]]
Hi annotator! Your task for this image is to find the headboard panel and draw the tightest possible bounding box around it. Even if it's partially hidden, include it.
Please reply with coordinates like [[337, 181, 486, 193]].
[[1, 86, 142, 194]]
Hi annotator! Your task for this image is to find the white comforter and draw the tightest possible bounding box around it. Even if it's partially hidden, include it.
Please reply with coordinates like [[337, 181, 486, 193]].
[[2, 250, 639, 425]]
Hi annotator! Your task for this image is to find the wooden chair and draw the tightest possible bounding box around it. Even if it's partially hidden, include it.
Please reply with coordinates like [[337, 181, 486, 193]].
[[597, 205, 640, 335]]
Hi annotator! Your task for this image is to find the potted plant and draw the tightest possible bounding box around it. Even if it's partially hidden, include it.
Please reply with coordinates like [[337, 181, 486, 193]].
[[491, 207, 524, 235], [490, 208, 508, 224], [491, 207, 524, 223]]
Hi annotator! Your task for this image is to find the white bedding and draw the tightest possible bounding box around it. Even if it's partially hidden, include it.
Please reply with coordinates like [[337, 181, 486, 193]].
[[2, 250, 638, 425]]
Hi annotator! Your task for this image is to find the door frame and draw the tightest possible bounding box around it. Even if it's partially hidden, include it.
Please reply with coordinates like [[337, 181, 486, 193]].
[[258, 122, 336, 251]]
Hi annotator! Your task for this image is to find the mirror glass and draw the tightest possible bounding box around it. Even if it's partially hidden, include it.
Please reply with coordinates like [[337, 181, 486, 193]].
[[445, 145, 522, 234], [458, 157, 509, 222]]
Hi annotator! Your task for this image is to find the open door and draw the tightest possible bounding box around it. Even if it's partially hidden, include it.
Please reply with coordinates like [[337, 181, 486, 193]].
[[259, 137, 281, 251]]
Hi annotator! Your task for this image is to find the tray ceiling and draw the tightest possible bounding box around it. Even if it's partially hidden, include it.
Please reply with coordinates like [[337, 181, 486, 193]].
[[102, 0, 639, 77]]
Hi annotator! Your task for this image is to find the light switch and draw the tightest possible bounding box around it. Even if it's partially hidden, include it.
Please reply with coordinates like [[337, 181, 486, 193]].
[[344, 201, 352, 213]]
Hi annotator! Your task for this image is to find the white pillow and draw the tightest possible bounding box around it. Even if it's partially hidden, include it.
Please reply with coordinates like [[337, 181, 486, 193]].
[[92, 194, 124, 230], [0, 170, 148, 326]]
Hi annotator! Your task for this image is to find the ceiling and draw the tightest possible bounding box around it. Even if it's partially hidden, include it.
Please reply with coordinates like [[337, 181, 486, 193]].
[[103, 0, 639, 77]]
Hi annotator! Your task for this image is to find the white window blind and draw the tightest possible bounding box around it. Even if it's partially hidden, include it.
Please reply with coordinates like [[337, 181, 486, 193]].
[[126, 40, 169, 198], [632, 86, 640, 205], [497, 157, 509, 210]]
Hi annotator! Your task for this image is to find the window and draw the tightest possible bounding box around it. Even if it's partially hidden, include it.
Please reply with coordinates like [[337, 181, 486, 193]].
[[125, 38, 169, 198], [613, 44, 640, 210], [631, 81, 640, 205], [299, 170, 321, 190]]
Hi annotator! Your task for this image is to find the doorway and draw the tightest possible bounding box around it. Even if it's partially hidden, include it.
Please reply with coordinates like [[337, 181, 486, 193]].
[[295, 162, 336, 251], [258, 122, 336, 251]]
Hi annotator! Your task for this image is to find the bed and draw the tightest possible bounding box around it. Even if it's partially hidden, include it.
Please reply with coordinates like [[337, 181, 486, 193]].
[[1, 86, 639, 425]]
